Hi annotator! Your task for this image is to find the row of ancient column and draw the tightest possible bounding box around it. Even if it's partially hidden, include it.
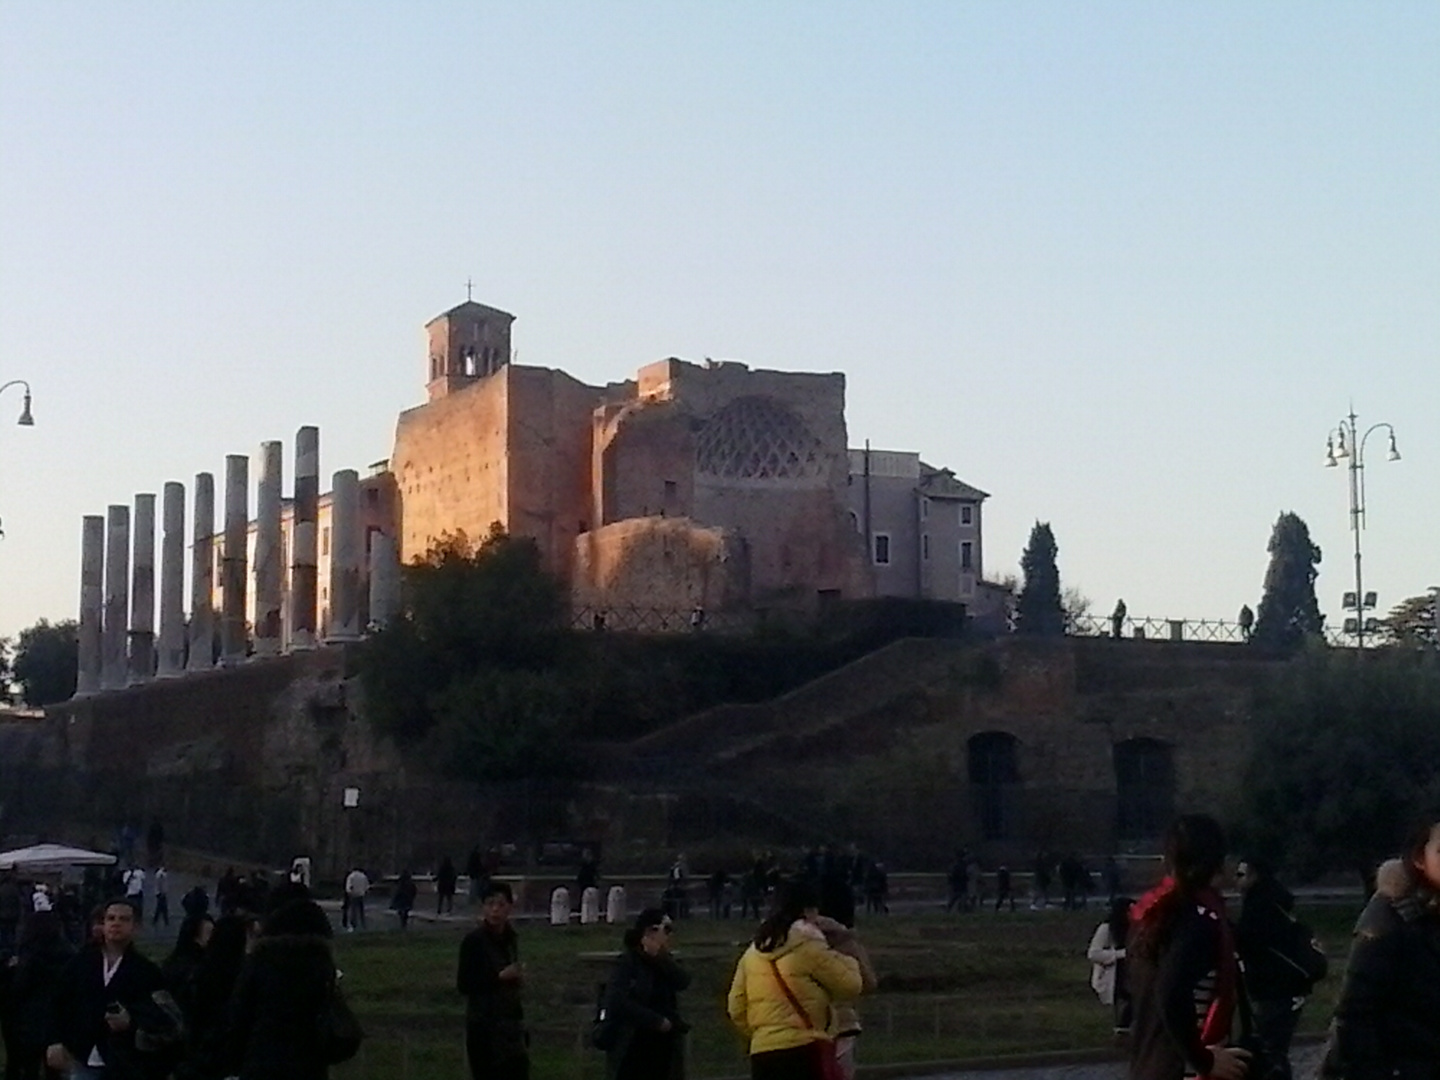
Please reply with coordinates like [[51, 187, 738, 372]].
[[74, 426, 397, 696]]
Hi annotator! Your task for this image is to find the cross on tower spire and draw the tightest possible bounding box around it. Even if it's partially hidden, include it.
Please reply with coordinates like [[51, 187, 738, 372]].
[[464, 278, 475, 302]]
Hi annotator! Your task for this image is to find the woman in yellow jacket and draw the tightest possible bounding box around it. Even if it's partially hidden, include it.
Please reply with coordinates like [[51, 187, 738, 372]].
[[727, 881, 864, 1080]]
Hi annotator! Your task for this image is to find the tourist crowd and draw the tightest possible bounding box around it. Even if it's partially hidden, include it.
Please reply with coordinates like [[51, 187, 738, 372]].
[[2, 812, 1440, 1080]]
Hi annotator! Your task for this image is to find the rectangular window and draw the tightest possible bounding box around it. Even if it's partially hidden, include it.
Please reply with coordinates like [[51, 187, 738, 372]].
[[961, 504, 974, 526], [961, 541, 973, 570], [873, 533, 891, 565], [921, 497, 929, 520], [663, 480, 677, 499], [922, 534, 930, 560], [322, 527, 331, 557]]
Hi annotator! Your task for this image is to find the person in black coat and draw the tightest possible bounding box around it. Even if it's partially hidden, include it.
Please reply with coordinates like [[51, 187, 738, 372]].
[[1235, 858, 1312, 1080], [226, 898, 337, 1080], [4, 910, 76, 1080], [601, 909, 690, 1080], [45, 898, 173, 1080], [1330, 815, 1440, 1080], [182, 914, 254, 1080], [457, 881, 527, 1080]]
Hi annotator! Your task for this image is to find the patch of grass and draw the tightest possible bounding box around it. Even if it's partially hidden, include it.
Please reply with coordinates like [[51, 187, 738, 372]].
[[322, 903, 1361, 1079]]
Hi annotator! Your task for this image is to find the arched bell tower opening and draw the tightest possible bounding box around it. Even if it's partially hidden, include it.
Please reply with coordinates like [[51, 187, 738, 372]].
[[425, 300, 515, 401]]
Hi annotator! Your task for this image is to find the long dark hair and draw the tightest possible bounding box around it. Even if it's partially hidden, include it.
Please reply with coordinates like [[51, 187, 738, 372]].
[[166, 914, 213, 965], [754, 879, 820, 953], [1132, 814, 1227, 960], [1106, 897, 1133, 947], [1401, 812, 1440, 890]]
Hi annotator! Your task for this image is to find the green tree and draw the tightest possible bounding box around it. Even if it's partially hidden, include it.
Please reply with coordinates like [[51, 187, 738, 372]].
[[1238, 648, 1440, 882], [1380, 591, 1438, 648], [0, 637, 13, 703], [1251, 512, 1323, 650], [1015, 522, 1065, 636], [12, 619, 79, 705], [357, 524, 567, 748], [429, 668, 579, 783]]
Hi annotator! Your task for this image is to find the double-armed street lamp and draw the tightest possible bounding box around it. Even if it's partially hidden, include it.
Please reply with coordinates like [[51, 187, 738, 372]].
[[1325, 407, 1400, 648]]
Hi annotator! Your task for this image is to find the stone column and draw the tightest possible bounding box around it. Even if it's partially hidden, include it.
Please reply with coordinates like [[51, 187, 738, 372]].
[[290, 426, 319, 649], [254, 440, 283, 656], [75, 515, 104, 696], [367, 531, 400, 629], [157, 482, 186, 677], [101, 505, 130, 691], [326, 469, 362, 642], [128, 494, 157, 684], [188, 472, 216, 671], [221, 454, 249, 664]]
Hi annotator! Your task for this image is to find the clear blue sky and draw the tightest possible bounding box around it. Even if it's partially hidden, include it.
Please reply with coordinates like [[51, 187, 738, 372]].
[[2, 2, 1437, 640]]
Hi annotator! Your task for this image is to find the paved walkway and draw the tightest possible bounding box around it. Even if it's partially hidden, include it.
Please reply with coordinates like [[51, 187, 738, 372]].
[[908, 1041, 1325, 1080]]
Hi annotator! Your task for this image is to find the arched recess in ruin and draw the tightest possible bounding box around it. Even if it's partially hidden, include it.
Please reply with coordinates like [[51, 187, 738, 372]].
[[1113, 737, 1176, 842], [967, 731, 1020, 841]]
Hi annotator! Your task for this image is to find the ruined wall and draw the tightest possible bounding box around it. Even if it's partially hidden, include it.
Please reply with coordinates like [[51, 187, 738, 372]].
[[589, 359, 867, 608], [613, 637, 1283, 866], [504, 367, 600, 580], [392, 372, 510, 563], [572, 517, 749, 610]]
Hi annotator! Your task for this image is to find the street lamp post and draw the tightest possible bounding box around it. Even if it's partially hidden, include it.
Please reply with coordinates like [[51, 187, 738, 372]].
[[0, 381, 34, 427], [1326, 407, 1401, 648], [0, 380, 36, 536]]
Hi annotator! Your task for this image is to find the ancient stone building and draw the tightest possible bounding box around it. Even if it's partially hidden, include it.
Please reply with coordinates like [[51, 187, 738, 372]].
[[390, 301, 871, 614]]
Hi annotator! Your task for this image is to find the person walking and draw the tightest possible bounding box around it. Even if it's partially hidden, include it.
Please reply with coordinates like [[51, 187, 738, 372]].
[[994, 866, 1015, 912], [4, 909, 76, 1080], [185, 914, 255, 1080], [598, 909, 690, 1080], [45, 897, 171, 1079], [342, 868, 369, 933], [226, 898, 337, 1080], [151, 867, 170, 930], [1127, 814, 1251, 1080], [436, 857, 459, 916], [1327, 813, 1440, 1080], [1235, 858, 1323, 1080], [1087, 897, 1134, 1037], [392, 871, 418, 931], [457, 881, 528, 1080], [122, 866, 146, 927], [726, 880, 864, 1080], [465, 848, 485, 907]]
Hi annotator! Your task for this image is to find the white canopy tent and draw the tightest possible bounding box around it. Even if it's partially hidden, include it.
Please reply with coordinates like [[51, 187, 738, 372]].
[[0, 843, 116, 873]]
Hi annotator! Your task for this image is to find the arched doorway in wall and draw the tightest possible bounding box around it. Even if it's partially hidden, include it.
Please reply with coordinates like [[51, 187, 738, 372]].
[[967, 732, 1020, 841], [1113, 738, 1176, 842]]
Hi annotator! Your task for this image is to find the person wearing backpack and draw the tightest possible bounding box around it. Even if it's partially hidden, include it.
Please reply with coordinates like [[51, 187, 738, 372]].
[[1235, 857, 1325, 1080], [595, 909, 690, 1080]]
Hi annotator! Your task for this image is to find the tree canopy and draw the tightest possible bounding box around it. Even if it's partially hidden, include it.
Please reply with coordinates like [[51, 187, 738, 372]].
[[1238, 647, 1440, 882], [1251, 512, 1323, 650], [12, 619, 78, 706], [1381, 592, 1438, 648], [357, 525, 571, 779], [1015, 522, 1065, 636]]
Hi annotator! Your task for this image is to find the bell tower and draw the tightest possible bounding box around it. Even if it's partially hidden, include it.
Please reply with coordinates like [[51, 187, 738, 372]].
[[425, 300, 515, 401]]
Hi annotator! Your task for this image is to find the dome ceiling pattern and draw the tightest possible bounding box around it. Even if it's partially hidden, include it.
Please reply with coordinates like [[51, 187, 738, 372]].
[[695, 396, 829, 481]]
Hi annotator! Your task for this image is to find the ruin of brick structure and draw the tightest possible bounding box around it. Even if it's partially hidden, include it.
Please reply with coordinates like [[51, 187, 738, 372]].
[[70, 298, 990, 686]]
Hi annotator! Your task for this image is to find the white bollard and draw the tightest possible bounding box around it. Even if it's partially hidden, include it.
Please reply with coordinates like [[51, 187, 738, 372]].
[[580, 886, 600, 925], [550, 886, 571, 926], [605, 884, 627, 924]]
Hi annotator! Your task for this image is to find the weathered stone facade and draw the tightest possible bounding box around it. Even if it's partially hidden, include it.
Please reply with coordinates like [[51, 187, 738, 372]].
[[16, 637, 1286, 874], [390, 303, 869, 613]]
